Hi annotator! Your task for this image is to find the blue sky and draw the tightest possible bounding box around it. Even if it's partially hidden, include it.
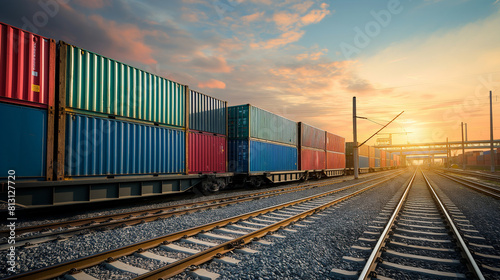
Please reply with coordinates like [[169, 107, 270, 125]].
[[1, 0, 499, 146]]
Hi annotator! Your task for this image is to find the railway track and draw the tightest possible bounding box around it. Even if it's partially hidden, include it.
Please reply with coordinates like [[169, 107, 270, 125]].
[[442, 169, 500, 183], [0, 171, 404, 251], [336, 169, 485, 279], [4, 170, 406, 280], [436, 171, 500, 199]]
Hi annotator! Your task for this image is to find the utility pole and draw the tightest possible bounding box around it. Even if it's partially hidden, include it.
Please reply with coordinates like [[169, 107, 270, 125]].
[[490, 91, 496, 172], [446, 137, 450, 168], [353, 97, 359, 179], [461, 122, 465, 170], [465, 123, 468, 142]]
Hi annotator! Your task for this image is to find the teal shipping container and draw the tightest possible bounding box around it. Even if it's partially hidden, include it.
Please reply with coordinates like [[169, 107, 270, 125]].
[[0, 102, 52, 180], [228, 104, 297, 145], [59, 41, 185, 127], [228, 139, 297, 173]]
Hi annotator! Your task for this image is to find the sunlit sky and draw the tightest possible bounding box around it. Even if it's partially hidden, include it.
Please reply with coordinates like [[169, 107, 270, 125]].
[[2, 0, 499, 145]]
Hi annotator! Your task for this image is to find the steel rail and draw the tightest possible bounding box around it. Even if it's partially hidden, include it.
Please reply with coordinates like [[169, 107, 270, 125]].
[[436, 172, 500, 199], [5, 171, 405, 280], [1, 171, 402, 248], [422, 171, 485, 280], [358, 169, 417, 279], [133, 171, 405, 280], [441, 169, 500, 182]]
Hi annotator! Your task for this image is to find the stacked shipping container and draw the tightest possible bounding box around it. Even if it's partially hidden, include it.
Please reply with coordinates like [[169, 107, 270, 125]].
[[56, 41, 187, 179], [0, 22, 56, 180], [298, 123, 326, 170], [228, 105, 298, 173], [188, 90, 227, 174], [346, 142, 369, 169], [326, 132, 345, 169]]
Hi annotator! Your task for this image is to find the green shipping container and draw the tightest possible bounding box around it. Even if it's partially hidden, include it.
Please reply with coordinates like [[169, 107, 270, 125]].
[[59, 41, 185, 127], [229, 104, 297, 145]]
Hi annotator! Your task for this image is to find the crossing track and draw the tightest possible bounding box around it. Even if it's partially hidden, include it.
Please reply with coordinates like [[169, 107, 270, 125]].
[[357, 169, 484, 279], [441, 169, 500, 183], [435, 171, 500, 199], [3, 171, 406, 280]]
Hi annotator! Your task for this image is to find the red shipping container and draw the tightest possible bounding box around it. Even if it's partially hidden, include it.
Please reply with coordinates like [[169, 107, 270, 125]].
[[326, 151, 345, 169], [299, 122, 325, 150], [369, 157, 375, 168], [188, 131, 226, 174], [326, 131, 345, 153], [300, 147, 325, 170], [0, 22, 56, 108]]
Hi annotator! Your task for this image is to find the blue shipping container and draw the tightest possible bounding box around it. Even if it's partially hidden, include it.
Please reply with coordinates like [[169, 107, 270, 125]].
[[375, 158, 381, 168], [0, 102, 47, 179], [229, 139, 297, 173], [65, 113, 185, 177], [189, 90, 226, 135], [359, 156, 369, 169]]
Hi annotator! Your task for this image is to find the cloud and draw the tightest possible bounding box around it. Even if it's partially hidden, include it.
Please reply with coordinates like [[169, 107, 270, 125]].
[[341, 77, 375, 93], [292, 1, 315, 13], [88, 15, 158, 65], [273, 11, 300, 31], [251, 30, 305, 49], [301, 3, 330, 25], [74, 0, 111, 9], [296, 49, 328, 61], [241, 11, 265, 23], [198, 79, 226, 89], [187, 53, 233, 73]]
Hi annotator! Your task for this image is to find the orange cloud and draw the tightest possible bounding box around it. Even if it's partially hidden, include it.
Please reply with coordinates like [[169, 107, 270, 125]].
[[89, 15, 158, 65], [301, 3, 330, 25], [296, 49, 328, 61], [273, 11, 300, 31], [292, 1, 315, 14], [251, 30, 305, 49], [242, 12, 265, 23], [198, 79, 226, 89]]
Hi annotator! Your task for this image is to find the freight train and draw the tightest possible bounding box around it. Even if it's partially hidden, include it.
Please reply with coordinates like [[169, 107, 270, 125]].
[[0, 22, 398, 208]]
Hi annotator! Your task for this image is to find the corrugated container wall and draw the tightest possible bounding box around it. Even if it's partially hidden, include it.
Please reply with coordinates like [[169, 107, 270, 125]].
[[64, 113, 185, 177], [0, 22, 56, 108], [189, 90, 226, 135], [60, 41, 185, 127], [327, 151, 345, 169], [346, 142, 370, 157], [228, 139, 297, 173], [228, 104, 297, 145], [360, 156, 369, 168], [300, 148, 325, 170], [0, 102, 49, 179], [359, 145, 369, 157], [188, 131, 226, 174], [346, 154, 369, 169], [326, 132, 345, 153], [299, 122, 325, 149]]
